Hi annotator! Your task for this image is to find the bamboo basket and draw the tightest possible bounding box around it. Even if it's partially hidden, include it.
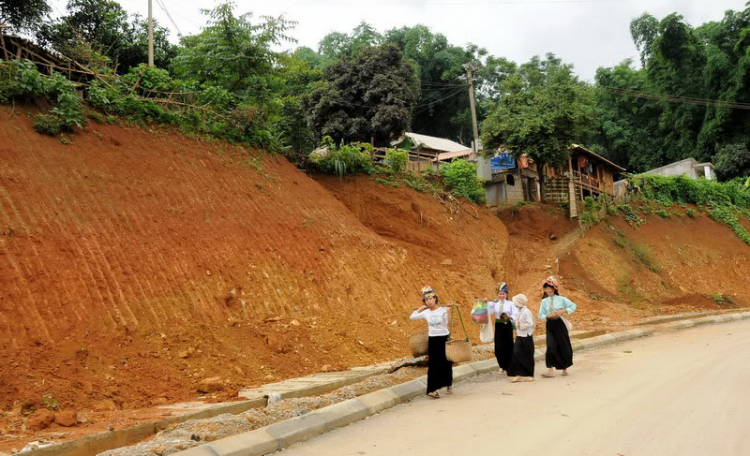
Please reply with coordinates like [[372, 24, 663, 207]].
[[408, 332, 429, 357], [446, 305, 473, 364], [446, 339, 472, 363]]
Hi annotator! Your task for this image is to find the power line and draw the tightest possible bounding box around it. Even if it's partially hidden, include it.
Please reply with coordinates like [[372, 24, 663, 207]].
[[598, 86, 750, 111], [155, 0, 183, 37]]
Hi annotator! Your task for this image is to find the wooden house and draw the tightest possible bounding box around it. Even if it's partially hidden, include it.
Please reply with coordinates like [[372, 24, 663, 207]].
[[543, 144, 626, 217]]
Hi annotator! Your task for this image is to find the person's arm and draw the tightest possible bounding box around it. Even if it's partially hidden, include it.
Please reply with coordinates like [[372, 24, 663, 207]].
[[410, 306, 428, 320], [563, 297, 577, 315]]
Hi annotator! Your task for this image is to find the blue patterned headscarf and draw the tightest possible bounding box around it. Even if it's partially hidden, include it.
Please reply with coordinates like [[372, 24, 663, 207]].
[[497, 282, 509, 293]]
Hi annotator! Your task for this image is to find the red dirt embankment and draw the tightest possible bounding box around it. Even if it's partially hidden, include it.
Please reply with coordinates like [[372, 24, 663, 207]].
[[0, 107, 508, 418], [497, 203, 750, 327]]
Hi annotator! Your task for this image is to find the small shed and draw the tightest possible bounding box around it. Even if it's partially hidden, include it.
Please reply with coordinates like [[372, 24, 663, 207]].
[[482, 152, 540, 205]]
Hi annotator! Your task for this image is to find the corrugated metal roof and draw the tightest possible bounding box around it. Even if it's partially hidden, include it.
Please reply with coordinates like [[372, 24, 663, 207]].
[[393, 132, 472, 154], [571, 144, 626, 172], [435, 149, 473, 162]]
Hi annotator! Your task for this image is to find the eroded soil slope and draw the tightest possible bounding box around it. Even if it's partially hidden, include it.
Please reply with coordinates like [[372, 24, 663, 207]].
[[0, 107, 509, 414]]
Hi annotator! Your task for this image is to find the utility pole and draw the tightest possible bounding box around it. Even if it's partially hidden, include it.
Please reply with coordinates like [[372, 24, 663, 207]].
[[148, 0, 154, 67], [464, 64, 480, 157]]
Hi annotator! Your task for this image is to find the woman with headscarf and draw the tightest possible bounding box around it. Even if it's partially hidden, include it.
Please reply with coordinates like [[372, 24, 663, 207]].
[[508, 294, 535, 383], [538, 276, 577, 378], [410, 286, 454, 398], [487, 282, 516, 373]]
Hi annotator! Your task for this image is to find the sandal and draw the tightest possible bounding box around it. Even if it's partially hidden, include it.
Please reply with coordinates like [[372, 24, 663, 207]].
[[523, 377, 535, 382], [427, 392, 441, 399], [541, 373, 555, 378], [562, 371, 569, 377], [446, 386, 453, 395], [510, 376, 522, 383]]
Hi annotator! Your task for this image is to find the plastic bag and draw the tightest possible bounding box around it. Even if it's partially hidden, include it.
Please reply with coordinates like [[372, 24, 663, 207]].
[[479, 321, 494, 343], [470, 300, 489, 324]]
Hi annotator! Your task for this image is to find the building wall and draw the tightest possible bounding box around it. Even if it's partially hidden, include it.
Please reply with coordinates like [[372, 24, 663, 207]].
[[645, 159, 699, 179], [505, 174, 526, 203], [484, 182, 505, 206]]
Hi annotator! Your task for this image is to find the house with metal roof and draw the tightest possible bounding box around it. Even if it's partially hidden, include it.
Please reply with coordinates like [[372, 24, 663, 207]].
[[391, 132, 473, 163]]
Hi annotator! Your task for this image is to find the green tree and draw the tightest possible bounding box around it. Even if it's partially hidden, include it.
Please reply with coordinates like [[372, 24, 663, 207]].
[[35, 0, 176, 73], [302, 43, 419, 145], [171, 2, 296, 94], [481, 54, 596, 200], [714, 143, 750, 180], [0, 0, 50, 32], [591, 60, 661, 171]]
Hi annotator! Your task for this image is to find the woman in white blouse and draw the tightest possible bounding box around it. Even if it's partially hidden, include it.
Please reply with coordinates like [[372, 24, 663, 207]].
[[487, 282, 517, 373], [508, 294, 536, 383], [410, 286, 454, 398]]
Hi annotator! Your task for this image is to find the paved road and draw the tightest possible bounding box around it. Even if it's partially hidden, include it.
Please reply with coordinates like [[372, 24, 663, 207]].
[[280, 320, 750, 456]]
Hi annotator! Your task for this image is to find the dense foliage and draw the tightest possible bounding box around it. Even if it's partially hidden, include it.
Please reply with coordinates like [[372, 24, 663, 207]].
[[0, 60, 84, 135], [0, 0, 50, 31], [302, 44, 419, 146], [36, 0, 176, 74], [591, 8, 750, 175], [5, 0, 750, 188], [439, 160, 486, 204]]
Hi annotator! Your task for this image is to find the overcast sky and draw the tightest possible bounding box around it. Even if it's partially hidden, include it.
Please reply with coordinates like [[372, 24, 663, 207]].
[[49, 0, 746, 81]]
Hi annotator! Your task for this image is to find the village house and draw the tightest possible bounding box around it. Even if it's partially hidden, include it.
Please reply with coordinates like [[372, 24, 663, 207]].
[[389, 132, 473, 172], [643, 157, 716, 180], [481, 144, 626, 217]]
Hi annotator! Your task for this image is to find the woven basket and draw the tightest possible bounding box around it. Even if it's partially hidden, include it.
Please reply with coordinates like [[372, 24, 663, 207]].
[[446, 305, 473, 364], [446, 339, 472, 363], [408, 332, 429, 357]]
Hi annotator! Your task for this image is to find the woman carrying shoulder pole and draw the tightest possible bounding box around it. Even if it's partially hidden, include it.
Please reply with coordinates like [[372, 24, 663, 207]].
[[487, 282, 516, 374], [538, 276, 577, 378], [410, 286, 454, 398], [508, 294, 535, 383]]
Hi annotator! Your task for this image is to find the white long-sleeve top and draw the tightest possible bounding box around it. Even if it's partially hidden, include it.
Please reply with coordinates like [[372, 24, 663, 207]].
[[488, 299, 517, 322], [410, 307, 449, 337], [514, 306, 535, 337]]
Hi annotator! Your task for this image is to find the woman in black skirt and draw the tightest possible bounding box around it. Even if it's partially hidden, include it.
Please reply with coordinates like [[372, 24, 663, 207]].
[[508, 294, 536, 383], [538, 276, 577, 378], [410, 286, 454, 398], [488, 282, 517, 373]]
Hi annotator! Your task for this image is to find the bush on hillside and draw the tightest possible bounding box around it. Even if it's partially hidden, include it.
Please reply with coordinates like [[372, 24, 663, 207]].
[[385, 148, 408, 174], [0, 60, 85, 131], [309, 137, 374, 177], [439, 159, 486, 204]]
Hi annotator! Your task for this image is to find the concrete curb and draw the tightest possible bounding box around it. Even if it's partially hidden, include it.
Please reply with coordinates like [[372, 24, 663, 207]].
[[25, 398, 267, 456], [35, 311, 750, 456], [181, 315, 739, 456], [175, 312, 750, 456]]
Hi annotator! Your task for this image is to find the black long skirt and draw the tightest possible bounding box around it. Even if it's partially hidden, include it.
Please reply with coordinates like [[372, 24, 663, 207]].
[[545, 317, 574, 370], [494, 320, 514, 371], [507, 335, 535, 377], [427, 335, 453, 394]]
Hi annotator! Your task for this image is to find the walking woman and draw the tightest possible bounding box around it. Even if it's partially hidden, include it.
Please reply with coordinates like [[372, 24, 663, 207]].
[[488, 282, 516, 373], [538, 276, 577, 378], [410, 286, 453, 398], [508, 294, 535, 383]]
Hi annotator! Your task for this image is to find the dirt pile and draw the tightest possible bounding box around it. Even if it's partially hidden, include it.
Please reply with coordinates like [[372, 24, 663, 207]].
[[0, 107, 508, 421]]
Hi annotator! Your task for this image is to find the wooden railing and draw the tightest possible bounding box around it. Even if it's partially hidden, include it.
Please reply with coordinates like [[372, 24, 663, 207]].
[[371, 148, 435, 173], [544, 175, 613, 204]]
